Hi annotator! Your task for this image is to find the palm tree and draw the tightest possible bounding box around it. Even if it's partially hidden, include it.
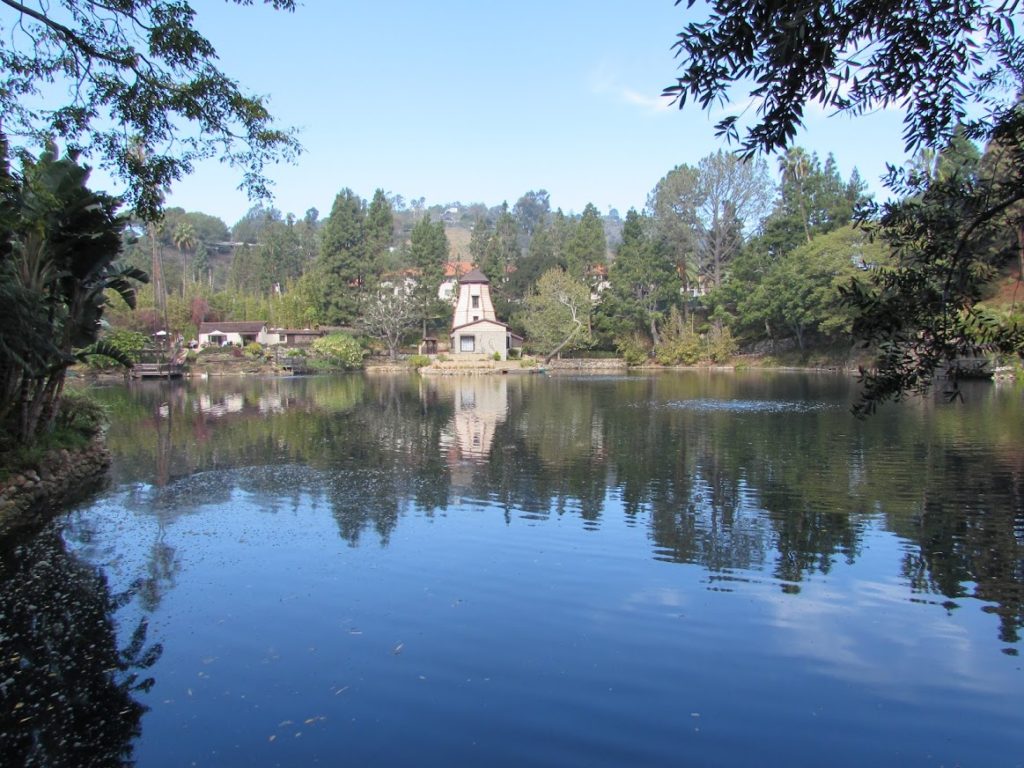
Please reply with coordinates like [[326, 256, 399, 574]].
[[172, 220, 197, 294]]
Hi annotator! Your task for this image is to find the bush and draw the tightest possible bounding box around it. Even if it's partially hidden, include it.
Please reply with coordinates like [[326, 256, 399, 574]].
[[408, 354, 431, 369], [492, 351, 502, 361], [87, 329, 148, 370], [245, 342, 263, 358], [655, 332, 702, 365], [310, 333, 365, 370], [706, 325, 738, 363], [55, 389, 107, 437], [616, 333, 650, 366]]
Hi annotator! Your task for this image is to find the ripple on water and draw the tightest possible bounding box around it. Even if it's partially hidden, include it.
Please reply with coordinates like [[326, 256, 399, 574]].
[[661, 398, 836, 413]]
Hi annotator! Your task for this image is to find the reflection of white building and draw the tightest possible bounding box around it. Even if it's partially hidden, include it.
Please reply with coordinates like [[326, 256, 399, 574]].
[[434, 377, 509, 463], [194, 393, 245, 417]]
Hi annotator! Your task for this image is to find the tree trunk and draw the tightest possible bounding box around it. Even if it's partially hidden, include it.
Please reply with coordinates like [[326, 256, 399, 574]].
[[543, 327, 581, 365]]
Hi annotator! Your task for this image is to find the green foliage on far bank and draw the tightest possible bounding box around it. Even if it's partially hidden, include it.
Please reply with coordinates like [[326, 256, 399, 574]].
[[310, 333, 365, 370]]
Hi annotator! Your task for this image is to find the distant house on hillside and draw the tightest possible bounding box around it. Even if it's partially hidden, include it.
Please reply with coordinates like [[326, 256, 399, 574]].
[[449, 268, 522, 360], [438, 261, 475, 303]]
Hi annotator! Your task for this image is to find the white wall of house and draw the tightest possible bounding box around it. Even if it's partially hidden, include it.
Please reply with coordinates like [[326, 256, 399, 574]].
[[451, 320, 509, 360]]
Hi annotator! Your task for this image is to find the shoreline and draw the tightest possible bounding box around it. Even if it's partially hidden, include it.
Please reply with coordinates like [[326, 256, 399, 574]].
[[0, 434, 111, 535]]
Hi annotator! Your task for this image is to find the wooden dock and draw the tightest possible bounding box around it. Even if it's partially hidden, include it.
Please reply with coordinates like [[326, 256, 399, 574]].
[[132, 362, 185, 379]]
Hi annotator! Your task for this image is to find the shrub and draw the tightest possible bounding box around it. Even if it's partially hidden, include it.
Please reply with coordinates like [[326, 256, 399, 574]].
[[310, 333, 365, 370], [616, 333, 649, 366], [655, 333, 702, 365], [408, 354, 431, 369], [55, 389, 107, 437], [492, 351, 502, 361], [245, 342, 263, 358], [706, 325, 738, 363]]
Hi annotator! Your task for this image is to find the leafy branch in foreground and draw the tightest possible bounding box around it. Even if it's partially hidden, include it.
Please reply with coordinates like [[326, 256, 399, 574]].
[[841, 119, 1024, 415], [0, 0, 301, 219], [665, 1, 1024, 410]]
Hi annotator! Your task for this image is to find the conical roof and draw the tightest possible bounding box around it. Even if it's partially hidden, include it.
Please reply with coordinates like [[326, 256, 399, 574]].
[[458, 268, 489, 284]]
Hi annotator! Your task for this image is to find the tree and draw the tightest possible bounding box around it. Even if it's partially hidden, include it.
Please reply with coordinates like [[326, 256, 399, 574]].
[[843, 136, 1024, 413], [664, 0, 1024, 407], [647, 164, 701, 290], [523, 268, 592, 363], [482, 205, 519, 285], [0, 0, 300, 219], [664, 1, 1021, 158], [513, 190, 551, 237], [605, 209, 681, 345], [365, 189, 395, 270], [408, 214, 449, 336], [740, 225, 890, 351], [172, 221, 197, 294], [0, 140, 147, 444], [361, 285, 418, 362], [232, 204, 282, 245], [694, 151, 772, 288], [317, 189, 366, 325], [564, 203, 606, 281], [310, 332, 364, 369], [469, 215, 492, 266], [649, 154, 772, 292]]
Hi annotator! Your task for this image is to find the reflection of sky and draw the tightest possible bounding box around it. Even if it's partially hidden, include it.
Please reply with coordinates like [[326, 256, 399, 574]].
[[61, 374, 1024, 766], [60, 468, 1024, 767]]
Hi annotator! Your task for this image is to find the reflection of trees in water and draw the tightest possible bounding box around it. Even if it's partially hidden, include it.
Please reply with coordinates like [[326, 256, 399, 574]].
[[92, 373, 1023, 643], [0, 524, 161, 766], [326, 376, 453, 546], [895, 459, 1024, 644]]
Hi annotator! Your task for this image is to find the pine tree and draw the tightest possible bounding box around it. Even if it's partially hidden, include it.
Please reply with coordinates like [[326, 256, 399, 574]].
[[317, 188, 366, 325]]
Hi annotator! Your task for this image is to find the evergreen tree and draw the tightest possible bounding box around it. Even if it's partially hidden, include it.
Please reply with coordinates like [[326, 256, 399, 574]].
[[409, 214, 449, 336], [482, 205, 520, 285], [564, 203, 606, 281], [317, 188, 366, 325], [469, 215, 492, 267], [604, 209, 681, 345], [365, 188, 395, 274]]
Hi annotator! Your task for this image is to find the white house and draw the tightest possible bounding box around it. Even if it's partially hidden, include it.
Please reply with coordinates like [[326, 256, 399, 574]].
[[197, 321, 277, 347], [449, 268, 522, 359]]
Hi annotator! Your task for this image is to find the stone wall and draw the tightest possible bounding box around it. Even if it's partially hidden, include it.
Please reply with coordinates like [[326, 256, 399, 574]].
[[0, 436, 111, 534], [546, 359, 628, 373]]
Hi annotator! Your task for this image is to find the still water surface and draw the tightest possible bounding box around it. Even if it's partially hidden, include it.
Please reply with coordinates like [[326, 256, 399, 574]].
[[2, 371, 1022, 766]]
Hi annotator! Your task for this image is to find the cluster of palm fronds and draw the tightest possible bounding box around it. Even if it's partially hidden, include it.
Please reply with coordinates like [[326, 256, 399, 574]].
[[0, 135, 147, 446]]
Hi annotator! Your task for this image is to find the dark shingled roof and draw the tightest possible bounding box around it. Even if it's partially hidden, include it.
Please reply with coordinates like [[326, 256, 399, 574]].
[[457, 268, 489, 284]]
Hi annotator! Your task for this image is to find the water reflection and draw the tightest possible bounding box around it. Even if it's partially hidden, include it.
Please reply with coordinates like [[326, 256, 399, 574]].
[[436, 376, 508, 464], [0, 522, 160, 766], [90, 372, 1024, 646]]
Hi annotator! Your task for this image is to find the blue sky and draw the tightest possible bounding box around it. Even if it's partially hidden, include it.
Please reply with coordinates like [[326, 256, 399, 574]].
[[144, 1, 909, 225]]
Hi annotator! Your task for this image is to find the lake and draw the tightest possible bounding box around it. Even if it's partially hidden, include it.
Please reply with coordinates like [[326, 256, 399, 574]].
[[1, 371, 1022, 767]]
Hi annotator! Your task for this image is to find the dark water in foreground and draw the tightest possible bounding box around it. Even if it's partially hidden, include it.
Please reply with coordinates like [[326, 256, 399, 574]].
[[2, 371, 1022, 767]]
